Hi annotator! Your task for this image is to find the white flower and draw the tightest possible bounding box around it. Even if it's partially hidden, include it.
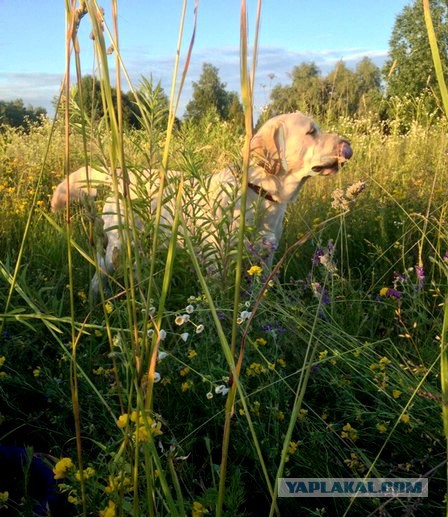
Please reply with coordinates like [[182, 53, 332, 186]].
[[154, 372, 161, 383], [185, 304, 194, 314], [215, 384, 229, 395], [147, 329, 155, 337], [149, 306, 156, 315], [206, 392, 213, 399], [182, 314, 190, 322], [175, 315, 185, 326], [244, 301, 251, 308], [158, 351, 168, 361], [240, 310, 252, 321], [196, 324, 204, 334], [180, 332, 189, 342], [159, 329, 167, 341]]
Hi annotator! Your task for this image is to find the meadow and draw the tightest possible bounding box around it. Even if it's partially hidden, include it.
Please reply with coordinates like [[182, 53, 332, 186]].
[[1, 4, 448, 517]]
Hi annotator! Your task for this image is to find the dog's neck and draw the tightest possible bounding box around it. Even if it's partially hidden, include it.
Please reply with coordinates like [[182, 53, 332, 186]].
[[247, 165, 312, 204]]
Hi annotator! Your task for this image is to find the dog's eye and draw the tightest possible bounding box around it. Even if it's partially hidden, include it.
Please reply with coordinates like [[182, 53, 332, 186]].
[[306, 126, 316, 135]]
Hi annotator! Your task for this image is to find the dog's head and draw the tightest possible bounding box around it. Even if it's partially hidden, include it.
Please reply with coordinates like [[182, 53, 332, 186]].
[[250, 112, 352, 178]]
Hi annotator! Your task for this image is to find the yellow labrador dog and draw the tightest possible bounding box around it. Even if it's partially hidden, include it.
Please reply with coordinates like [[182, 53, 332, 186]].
[[51, 112, 352, 291]]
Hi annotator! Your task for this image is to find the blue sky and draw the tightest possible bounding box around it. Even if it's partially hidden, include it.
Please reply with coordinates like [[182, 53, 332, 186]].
[[0, 1, 411, 117]]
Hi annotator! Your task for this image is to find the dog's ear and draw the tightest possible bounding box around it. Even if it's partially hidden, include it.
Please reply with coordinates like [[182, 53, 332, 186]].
[[250, 118, 287, 175]]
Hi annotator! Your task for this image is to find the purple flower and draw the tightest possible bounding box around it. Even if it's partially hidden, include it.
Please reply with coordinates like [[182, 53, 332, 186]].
[[443, 251, 448, 261], [312, 248, 324, 265], [415, 265, 425, 289]]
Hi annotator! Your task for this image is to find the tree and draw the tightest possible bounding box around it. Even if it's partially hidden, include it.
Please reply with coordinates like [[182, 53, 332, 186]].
[[383, 0, 448, 106], [265, 62, 325, 118], [325, 60, 359, 116], [185, 63, 235, 121], [0, 99, 46, 128]]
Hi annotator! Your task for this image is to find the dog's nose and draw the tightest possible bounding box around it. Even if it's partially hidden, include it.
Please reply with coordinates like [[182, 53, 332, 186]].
[[338, 140, 353, 160]]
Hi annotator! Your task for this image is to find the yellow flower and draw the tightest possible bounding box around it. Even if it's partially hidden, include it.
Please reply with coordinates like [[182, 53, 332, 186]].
[[277, 358, 286, 368], [33, 367, 41, 378], [192, 501, 209, 516], [53, 457, 75, 480], [181, 381, 193, 392], [67, 495, 80, 504], [376, 423, 388, 434], [247, 265, 263, 277], [318, 350, 328, 361], [392, 389, 402, 399], [75, 466, 95, 481], [341, 423, 358, 441], [104, 301, 113, 314], [255, 337, 267, 346], [187, 349, 198, 359], [276, 411, 285, 421], [400, 414, 410, 425], [99, 500, 116, 517], [287, 441, 298, 454], [0, 356, 5, 367], [379, 357, 391, 369], [180, 366, 190, 377], [0, 491, 8, 505], [246, 362, 266, 377], [379, 287, 389, 297], [117, 414, 129, 429]]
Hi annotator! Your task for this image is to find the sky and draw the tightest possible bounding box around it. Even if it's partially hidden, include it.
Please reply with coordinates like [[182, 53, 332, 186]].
[[0, 1, 411, 118]]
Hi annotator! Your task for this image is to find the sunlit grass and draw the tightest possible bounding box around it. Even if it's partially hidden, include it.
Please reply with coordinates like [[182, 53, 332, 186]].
[[0, 2, 447, 516]]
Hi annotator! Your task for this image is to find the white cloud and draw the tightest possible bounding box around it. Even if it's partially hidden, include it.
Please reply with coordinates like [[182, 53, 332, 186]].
[[0, 45, 389, 118]]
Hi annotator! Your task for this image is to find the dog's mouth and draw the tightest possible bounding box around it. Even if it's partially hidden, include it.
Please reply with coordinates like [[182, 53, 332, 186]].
[[311, 140, 352, 176]]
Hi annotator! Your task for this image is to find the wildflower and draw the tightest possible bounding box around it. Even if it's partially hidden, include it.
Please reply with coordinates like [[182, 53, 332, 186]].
[[443, 251, 448, 261], [181, 380, 193, 392], [0, 491, 8, 506], [400, 414, 410, 425], [75, 466, 95, 481], [288, 441, 299, 455], [195, 324, 204, 334], [104, 301, 113, 314], [180, 367, 190, 377], [67, 495, 80, 504], [379, 357, 391, 369], [206, 392, 213, 399], [379, 287, 402, 299], [180, 332, 190, 342], [158, 351, 168, 361], [149, 306, 156, 315], [99, 499, 116, 517], [341, 423, 358, 441], [392, 389, 402, 399], [187, 349, 197, 359], [415, 265, 425, 289], [239, 310, 252, 321], [255, 337, 267, 346], [192, 501, 209, 516], [297, 409, 308, 421], [159, 329, 167, 340], [215, 384, 229, 396], [53, 457, 75, 480], [154, 372, 161, 383], [376, 423, 388, 434], [276, 411, 285, 421], [250, 401, 261, 416], [318, 350, 328, 361], [185, 304, 194, 314], [0, 356, 5, 367], [105, 474, 132, 494], [117, 414, 129, 429], [239, 408, 245, 416], [277, 358, 287, 368], [77, 290, 87, 304], [33, 367, 41, 377], [175, 315, 186, 326], [247, 265, 263, 277], [246, 362, 266, 377], [147, 329, 154, 338]]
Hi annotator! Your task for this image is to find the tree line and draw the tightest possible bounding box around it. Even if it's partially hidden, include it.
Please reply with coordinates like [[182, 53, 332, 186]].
[[2, 0, 447, 129]]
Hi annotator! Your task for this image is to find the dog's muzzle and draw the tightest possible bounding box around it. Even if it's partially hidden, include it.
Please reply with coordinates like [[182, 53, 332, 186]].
[[338, 140, 353, 161]]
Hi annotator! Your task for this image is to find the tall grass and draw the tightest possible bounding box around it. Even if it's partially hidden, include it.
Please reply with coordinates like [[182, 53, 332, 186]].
[[0, 1, 447, 516]]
